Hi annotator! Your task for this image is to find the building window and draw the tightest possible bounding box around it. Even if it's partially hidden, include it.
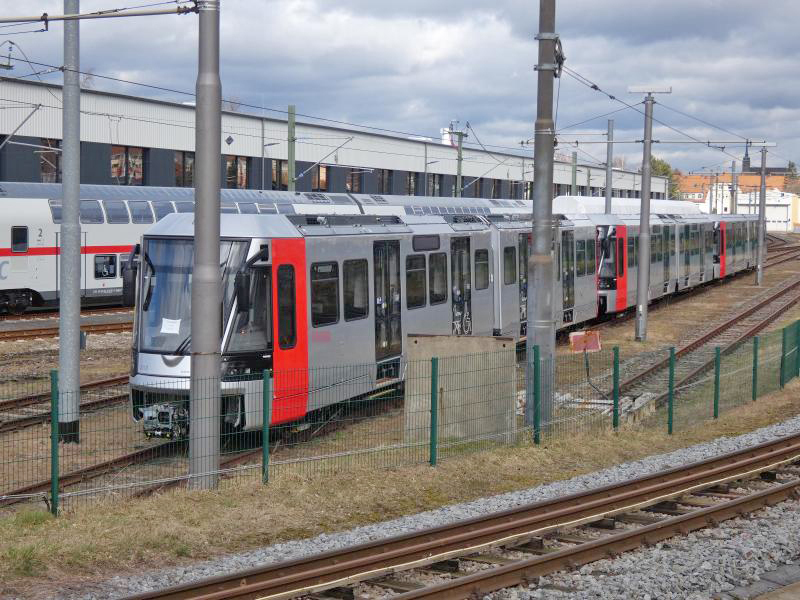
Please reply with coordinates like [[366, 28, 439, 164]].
[[405, 172, 417, 195], [525, 182, 533, 200], [343, 259, 369, 320], [377, 169, 393, 194], [509, 181, 520, 199], [39, 138, 61, 183], [311, 165, 329, 192], [272, 160, 288, 190], [111, 145, 144, 185], [472, 178, 484, 198], [310, 262, 339, 327], [346, 168, 362, 193], [94, 255, 117, 279], [491, 179, 502, 199], [174, 151, 194, 187], [426, 173, 443, 196], [225, 155, 248, 189]]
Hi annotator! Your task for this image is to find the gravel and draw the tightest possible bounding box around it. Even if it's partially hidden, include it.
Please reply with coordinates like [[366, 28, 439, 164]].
[[61, 413, 800, 600]]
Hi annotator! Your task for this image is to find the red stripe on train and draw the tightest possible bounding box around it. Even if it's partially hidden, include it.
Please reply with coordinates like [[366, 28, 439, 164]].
[[270, 238, 309, 425], [615, 225, 628, 312], [0, 245, 134, 257]]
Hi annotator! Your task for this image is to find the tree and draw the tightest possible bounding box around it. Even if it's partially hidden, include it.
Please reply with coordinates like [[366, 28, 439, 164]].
[[785, 161, 800, 194], [650, 156, 681, 199]]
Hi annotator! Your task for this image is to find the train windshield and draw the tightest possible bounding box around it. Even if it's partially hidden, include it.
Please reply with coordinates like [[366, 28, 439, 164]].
[[598, 231, 616, 278], [138, 238, 248, 355]]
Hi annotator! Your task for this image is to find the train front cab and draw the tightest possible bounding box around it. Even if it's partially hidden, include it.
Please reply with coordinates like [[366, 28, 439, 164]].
[[596, 220, 628, 316]]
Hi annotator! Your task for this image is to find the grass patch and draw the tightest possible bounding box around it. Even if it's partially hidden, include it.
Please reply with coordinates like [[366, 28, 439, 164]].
[[1, 379, 799, 597]]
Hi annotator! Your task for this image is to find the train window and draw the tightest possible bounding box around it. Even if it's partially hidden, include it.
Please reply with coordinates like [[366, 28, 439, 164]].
[[256, 203, 278, 214], [503, 246, 517, 285], [344, 259, 369, 320], [412, 235, 440, 252], [429, 252, 448, 304], [221, 202, 238, 214], [406, 255, 426, 309], [102, 200, 130, 224], [310, 262, 339, 327], [128, 201, 154, 224], [627, 237, 634, 268], [586, 238, 596, 276], [152, 201, 175, 221], [10, 226, 28, 253], [79, 200, 104, 224], [94, 255, 117, 279], [576, 240, 586, 277], [474, 249, 489, 290], [238, 203, 258, 214], [277, 265, 296, 349], [617, 238, 624, 276], [175, 202, 194, 213], [48, 200, 62, 223]]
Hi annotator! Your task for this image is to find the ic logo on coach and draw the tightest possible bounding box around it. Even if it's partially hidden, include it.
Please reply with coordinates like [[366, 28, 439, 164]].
[[0, 261, 9, 280]]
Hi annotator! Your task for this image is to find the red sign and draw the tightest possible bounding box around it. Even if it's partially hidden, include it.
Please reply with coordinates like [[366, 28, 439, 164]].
[[569, 330, 602, 353]]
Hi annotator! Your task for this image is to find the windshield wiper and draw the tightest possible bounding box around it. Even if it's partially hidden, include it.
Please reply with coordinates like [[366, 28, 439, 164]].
[[173, 334, 191, 356], [142, 251, 156, 311]]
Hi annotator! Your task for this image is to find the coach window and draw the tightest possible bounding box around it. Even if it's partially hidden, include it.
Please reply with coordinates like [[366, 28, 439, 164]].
[[238, 203, 258, 214], [586, 238, 596, 275], [406, 255, 426, 309], [576, 240, 586, 277], [102, 200, 130, 224], [152, 201, 175, 221], [79, 200, 104, 224], [11, 226, 28, 253], [503, 246, 517, 285], [175, 202, 194, 213], [344, 259, 369, 320], [277, 265, 296, 349], [474, 249, 489, 290], [429, 252, 447, 304], [128, 201, 154, 224], [311, 262, 339, 326], [617, 238, 624, 276], [627, 237, 634, 268], [94, 255, 117, 279], [48, 200, 63, 223]]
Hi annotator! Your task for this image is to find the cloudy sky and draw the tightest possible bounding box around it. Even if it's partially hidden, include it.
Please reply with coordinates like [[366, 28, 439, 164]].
[[3, 0, 798, 172]]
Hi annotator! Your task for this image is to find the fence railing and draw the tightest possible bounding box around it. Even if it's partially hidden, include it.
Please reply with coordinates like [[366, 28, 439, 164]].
[[1, 320, 799, 516]]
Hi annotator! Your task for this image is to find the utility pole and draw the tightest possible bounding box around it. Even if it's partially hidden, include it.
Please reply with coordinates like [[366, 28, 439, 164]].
[[423, 142, 428, 195], [59, 0, 81, 443], [756, 147, 767, 285], [527, 0, 560, 432], [630, 86, 671, 343], [570, 151, 577, 195], [190, 0, 221, 490], [447, 126, 466, 197], [604, 119, 614, 213], [730, 160, 737, 215], [287, 104, 296, 191]]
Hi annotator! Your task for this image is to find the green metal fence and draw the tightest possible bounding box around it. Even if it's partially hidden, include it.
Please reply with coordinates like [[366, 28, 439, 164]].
[[1, 321, 799, 516]]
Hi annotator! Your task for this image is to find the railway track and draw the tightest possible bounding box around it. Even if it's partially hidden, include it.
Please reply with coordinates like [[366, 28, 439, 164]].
[[126, 433, 800, 600], [0, 306, 132, 323], [618, 273, 800, 404], [0, 320, 132, 341]]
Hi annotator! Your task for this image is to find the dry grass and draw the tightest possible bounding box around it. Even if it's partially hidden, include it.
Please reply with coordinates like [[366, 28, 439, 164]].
[[2, 379, 799, 598]]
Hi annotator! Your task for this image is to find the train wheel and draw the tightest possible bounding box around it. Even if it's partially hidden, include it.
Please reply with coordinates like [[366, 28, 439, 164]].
[[9, 297, 28, 315]]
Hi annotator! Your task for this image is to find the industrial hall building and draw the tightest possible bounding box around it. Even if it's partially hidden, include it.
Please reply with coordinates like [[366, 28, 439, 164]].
[[0, 78, 668, 199]]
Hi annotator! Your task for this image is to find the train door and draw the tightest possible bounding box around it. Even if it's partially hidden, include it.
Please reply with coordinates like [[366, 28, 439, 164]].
[[54, 231, 88, 298], [518, 233, 529, 335], [561, 230, 575, 321], [662, 225, 671, 291], [450, 237, 472, 335], [373, 240, 402, 362]]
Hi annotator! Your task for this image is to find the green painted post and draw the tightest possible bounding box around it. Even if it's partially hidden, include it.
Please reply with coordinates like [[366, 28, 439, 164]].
[[429, 357, 439, 466], [533, 345, 541, 445], [261, 370, 272, 484], [713, 347, 721, 419], [49, 370, 59, 517], [612, 346, 620, 430], [668, 347, 675, 435], [780, 326, 788, 388], [752, 336, 759, 402]]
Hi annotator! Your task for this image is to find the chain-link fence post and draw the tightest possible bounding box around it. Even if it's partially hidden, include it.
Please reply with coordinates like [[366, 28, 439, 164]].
[[752, 336, 759, 402], [262, 370, 272, 484], [612, 346, 620, 430], [780, 326, 788, 388], [429, 357, 438, 467], [533, 345, 541, 445], [668, 347, 675, 435], [49, 369, 59, 516], [713, 347, 721, 419]]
